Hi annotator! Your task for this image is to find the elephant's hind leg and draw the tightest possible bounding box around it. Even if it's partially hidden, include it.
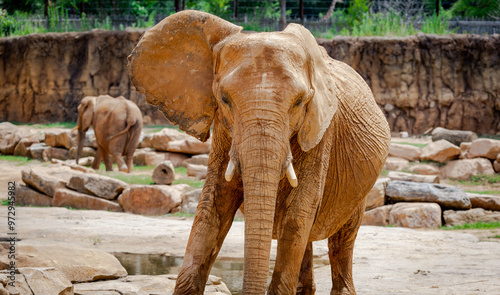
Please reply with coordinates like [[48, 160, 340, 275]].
[[296, 242, 316, 295], [328, 204, 364, 295]]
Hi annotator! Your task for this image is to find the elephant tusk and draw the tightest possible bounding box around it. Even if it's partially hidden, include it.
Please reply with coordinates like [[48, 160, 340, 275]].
[[286, 162, 298, 188], [225, 159, 235, 182], [72, 126, 79, 132]]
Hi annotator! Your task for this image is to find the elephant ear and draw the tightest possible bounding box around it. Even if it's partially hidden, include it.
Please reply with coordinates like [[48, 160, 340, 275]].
[[284, 24, 339, 152], [128, 10, 242, 141]]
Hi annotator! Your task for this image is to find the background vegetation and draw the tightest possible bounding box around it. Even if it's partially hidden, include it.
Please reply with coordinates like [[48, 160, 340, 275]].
[[0, 0, 499, 37]]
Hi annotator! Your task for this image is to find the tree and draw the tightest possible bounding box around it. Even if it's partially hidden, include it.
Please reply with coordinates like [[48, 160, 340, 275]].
[[451, 0, 500, 19], [321, 0, 343, 21], [279, 0, 286, 30]]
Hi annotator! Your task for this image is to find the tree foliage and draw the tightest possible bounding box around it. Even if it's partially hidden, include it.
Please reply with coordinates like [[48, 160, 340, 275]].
[[451, 0, 500, 18]]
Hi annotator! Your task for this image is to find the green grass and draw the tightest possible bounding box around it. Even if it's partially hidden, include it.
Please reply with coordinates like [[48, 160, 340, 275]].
[[175, 167, 187, 174], [0, 155, 32, 165], [173, 179, 205, 189], [143, 125, 180, 133], [457, 174, 500, 186], [489, 235, 500, 239], [396, 142, 428, 149], [1, 199, 9, 206], [466, 190, 500, 196], [13, 122, 76, 129], [98, 171, 154, 185], [132, 165, 156, 171], [441, 221, 500, 230], [167, 212, 196, 218]]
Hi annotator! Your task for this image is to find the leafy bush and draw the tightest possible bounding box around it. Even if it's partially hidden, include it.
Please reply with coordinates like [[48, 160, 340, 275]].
[[451, 0, 500, 18]]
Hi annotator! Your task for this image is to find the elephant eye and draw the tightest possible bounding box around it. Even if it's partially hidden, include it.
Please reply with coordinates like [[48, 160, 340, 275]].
[[293, 96, 303, 108], [221, 95, 232, 108]]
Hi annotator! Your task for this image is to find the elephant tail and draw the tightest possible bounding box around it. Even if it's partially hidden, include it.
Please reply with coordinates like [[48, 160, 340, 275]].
[[122, 120, 142, 156], [107, 118, 137, 142]]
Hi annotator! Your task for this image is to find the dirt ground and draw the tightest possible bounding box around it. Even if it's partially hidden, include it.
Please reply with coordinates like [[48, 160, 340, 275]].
[[1, 155, 500, 294]]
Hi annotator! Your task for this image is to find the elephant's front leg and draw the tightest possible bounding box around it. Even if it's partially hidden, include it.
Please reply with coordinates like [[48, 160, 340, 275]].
[[269, 138, 331, 294], [174, 163, 243, 294]]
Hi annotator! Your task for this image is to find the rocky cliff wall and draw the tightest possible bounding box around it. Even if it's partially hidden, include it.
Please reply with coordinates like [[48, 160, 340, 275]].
[[318, 34, 500, 135], [0, 29, 168, 125], [1, 31, 499, 134]]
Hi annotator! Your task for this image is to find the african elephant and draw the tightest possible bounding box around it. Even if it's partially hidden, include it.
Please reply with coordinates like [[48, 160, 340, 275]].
[[128, 11, 390, 295], [74, 95, 143, 173]]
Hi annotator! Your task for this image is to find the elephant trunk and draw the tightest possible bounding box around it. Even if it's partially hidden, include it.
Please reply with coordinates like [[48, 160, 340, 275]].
[[237, 117, 288, 294], [76, 127, 85, 165]]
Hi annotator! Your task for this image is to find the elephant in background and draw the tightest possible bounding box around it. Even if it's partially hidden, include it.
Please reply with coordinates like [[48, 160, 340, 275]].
[[129, 10, 390, 295], [74, 95, 143, 173]]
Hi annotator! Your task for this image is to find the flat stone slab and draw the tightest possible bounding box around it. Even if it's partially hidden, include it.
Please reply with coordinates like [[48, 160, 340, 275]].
[[67, 173, 128, 200], [73, 274, 230, 295], [53, 188, 123, 212], [0, 244, 127, 283], [386, 180, 471, 210], [15, 183, 52, 207], [1, 267, 73, 295]]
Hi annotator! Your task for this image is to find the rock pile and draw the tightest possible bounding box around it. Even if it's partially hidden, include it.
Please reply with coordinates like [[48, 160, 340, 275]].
[[387, 129, 500, 179], [16, 165, 199, 216], [0, 122, 211, 176], [366, 128, 500, 228], [0, 243, 230, 295]]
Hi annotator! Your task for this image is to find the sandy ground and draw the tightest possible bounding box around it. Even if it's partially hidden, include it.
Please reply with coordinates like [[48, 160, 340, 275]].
[[2, 206, 499, 294], [1, 155, 500, 294]]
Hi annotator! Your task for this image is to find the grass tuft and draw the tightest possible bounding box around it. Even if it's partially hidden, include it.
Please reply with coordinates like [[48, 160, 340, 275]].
[[0, 155, 32, 165], [441, 221, 500, 230]]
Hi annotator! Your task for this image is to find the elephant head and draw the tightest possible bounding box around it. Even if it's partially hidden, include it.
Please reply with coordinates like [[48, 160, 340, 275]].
[[74, 96, 97, 164], [129, 10, 341, 293]]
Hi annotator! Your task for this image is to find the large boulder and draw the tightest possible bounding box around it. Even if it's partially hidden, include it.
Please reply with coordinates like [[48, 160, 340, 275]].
[[180, 188, 203, 214], [150, 128, 191, 151], [16, 183, 52, 207], [468, 138, 500, 159], [420, 139, 460, 163], [44, 129, 76, 150], [384, 157, 409, 171], [440, 158, 495, 180], [365, 178, 389, 211], [386, 180, 471, 210], [187, 164, 208, 180], [407, 164, 440, 175], [53, 188, 123, 212], [184, 154, 210, 167], [0, 244, 127, 283], [134, 148, 189, 167], [431, 127, 478, 146], [495, 153, 500, 172], [67, 174, 128, 200], [0, 123, 41, 155], [362, 205, 393, 226], [443, 208, 500, 226], [166, 137, 211, 155], [118, 184, 190, 215], [467, 193, 500, 211], [42, 147, 70, 161], [69, 146, 96, 159], [389, 203, 442, 228], [387, 171, 439, 183], [21, 166, 82, 197], [388, 143, 421, 161], [152, 161, 175, 185], [29, 143, 50, 160], [14, 137, 40, 157], [73, 274, 231, 295], [1, 267, 73, 295]]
